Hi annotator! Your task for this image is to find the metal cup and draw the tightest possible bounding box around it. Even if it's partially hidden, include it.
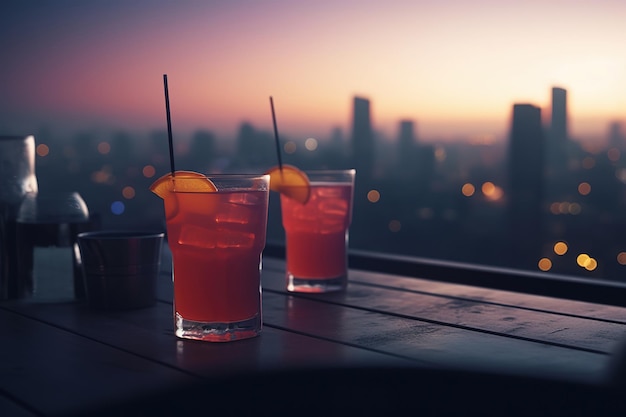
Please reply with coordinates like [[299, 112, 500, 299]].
[[77, 231, 164, 310]]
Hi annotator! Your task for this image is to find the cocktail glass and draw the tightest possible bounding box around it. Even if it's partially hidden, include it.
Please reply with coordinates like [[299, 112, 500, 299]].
[[280, 169, 355, 293], [160, 174, 269, 342]]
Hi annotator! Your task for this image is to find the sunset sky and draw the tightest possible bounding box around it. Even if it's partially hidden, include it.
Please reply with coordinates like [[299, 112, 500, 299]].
[[1, 0, 625, 142]]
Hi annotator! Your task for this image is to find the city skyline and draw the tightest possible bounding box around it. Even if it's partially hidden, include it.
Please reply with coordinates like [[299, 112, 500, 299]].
[[1, 1, 625, 142], [17, 86, 624, 154], [21, 79, 626, 279]]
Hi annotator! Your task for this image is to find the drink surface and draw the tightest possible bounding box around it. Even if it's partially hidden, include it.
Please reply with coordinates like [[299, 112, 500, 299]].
[[281, 182, 353, 278], [165, 190, 268, 322]]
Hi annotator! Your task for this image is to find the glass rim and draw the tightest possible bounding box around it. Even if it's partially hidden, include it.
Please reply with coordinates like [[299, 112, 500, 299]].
[[303, 168, 356, 175], [164, 173, 270, 183], [163, 173, 269, 179], [203, 173, 270, 180], [77, 230, 165, 240], [166, 173, 270, 192], [0, 135, 35, 141]]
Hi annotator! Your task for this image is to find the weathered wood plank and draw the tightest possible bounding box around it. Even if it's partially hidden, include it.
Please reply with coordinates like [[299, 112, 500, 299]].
[[84, 247, 620, 378], [263, 257, 626, 322], [3, 298, 415, 378], [155, 252, 617, 382], [262, 292, 610, 384], [351, 268, 626, 323], [261, 259, 626, 354], [0, 307, 197, 417], [3, 245, 622, 417]]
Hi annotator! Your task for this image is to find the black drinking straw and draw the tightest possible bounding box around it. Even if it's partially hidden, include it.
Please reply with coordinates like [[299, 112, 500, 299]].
[[269, 96, 283, 172], [163, 74, 176, 176]]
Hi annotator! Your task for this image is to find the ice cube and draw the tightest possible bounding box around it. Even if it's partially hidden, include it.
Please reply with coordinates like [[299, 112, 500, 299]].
[[178, 224, 217, 249], [177, 224, 256, 249], [216, 203, 255, 225], [227, 193, 263, 206], [318, 199, 349, 218], [216, 228, 256, 249], [317, 187, 343, 198], [289, 204, 318, 222]]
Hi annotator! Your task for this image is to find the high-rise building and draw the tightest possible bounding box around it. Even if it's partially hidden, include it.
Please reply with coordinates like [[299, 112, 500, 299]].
[[396, 120, 419, 180], [547, 87, 568, 173], [235, 122, 274, 169], [398, 120, 416, 158], [350, 96, 374, 180], [608, 121, 624, 149], [550, 87, 568, 143], [507, 103, 545, 268]]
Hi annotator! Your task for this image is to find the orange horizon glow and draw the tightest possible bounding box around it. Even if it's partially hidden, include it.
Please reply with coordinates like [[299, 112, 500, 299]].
[[1, 1, 625, 143]]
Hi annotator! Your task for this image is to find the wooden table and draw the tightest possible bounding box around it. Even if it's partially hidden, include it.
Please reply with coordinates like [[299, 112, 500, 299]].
[[2, 245, 626, 416]]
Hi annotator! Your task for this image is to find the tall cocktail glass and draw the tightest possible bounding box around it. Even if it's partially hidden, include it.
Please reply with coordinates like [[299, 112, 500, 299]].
[[162, 174, 269, 342], [280, 169, 355, 293]]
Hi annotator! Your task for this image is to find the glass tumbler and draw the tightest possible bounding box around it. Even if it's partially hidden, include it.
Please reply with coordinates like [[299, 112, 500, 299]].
[[0, 135, 38, 299], [280, 169, 355, 293], [162, 174, 270, 342]]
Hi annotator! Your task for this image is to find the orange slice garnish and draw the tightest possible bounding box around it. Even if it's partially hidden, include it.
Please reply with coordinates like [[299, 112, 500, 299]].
[[149, 171, 217, 199], [264, 164, 310, 204]]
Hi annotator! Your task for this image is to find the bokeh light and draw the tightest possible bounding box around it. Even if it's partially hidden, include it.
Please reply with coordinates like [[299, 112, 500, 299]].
[[367, 189, 381, 203], [142, 165, 156, 178], [284, 141, 297, 154], [97, 142, 111, 155], [110, 201, 125, 215], [553, 241, 568, 255], [122, 186, 135, 199], [582, 157, 595, 169], [91, 166, 113, 184], [36, 144, 50, 157], [568, 203, 582, 215], [538, 258, 552, 271], [584, 258, 598, 271], [388, 220, 401, 232], [482, 182, 495, 195], [608, 147, 620, 162], [577, 182, 591, 196], [481, 182, 503, 201], [550, 201, 582, 215], [304, 138, 318, 151], [461, 183, 475, 197], [576, 253, 598, 271]]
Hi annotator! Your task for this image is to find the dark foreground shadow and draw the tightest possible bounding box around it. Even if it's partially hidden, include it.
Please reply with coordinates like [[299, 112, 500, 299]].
[[65, 365, 625, 417]]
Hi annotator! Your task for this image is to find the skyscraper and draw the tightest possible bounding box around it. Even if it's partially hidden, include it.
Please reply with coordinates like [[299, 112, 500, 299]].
[[351, 96, 374, 180], [550, 87, 568, 144], [608, 121, 624, 149], [396, 119, 419, 180], [547, 87, 568, 173], [507, 103, 545, 268], [398, 120, 416, 158]]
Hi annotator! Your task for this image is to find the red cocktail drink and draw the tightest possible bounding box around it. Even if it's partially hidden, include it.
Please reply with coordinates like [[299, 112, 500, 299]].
[[156, 174, 269, 342], [280, 170, 355, 292]]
